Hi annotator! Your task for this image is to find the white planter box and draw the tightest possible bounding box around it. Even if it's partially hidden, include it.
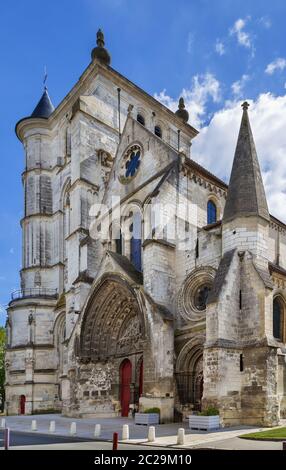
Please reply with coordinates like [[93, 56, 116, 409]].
[[134, 413, 160, 425], [188, 415, 220, 431]]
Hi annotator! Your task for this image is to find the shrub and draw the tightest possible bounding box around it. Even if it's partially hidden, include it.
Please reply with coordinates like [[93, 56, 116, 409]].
[[199, 406, 219, 416], [144, 407, 160, 415]]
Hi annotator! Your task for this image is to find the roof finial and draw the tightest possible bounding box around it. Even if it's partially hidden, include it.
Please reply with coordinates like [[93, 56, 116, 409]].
[[175, 96, 189, 123], [96, 29, 105, 47], [91, 28, 111, 65], [43, 65, 48, 91], [179, 97, 185, 109], [242, 101, 249, 111]]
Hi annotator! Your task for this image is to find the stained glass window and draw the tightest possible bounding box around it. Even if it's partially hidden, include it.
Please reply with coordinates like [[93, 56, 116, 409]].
[[125, 150, 141, 178], [273, 298, 283, 341], [207, 200, 217, 225]]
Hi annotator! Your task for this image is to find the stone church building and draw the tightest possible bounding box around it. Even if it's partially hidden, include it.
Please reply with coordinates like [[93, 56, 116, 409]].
[[5, 30, 286, 425]]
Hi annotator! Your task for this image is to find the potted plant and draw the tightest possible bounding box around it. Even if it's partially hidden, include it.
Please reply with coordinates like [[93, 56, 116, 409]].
[[134, 407, 160, 425], [189, 407, 220, 431]]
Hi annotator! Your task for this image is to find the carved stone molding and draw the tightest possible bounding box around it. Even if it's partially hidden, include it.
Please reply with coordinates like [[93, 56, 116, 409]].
[[177, 266, 216, 323]]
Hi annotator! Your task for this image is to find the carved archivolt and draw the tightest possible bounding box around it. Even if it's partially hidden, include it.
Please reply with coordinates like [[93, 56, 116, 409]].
[[176, 334, 205, 372], [80, 276, 145, 360], [177, 267, 216, 323]]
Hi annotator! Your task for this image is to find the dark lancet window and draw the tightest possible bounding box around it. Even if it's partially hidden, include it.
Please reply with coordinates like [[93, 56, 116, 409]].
[[195, 238, 199, 258], [115, 230, 123, 255], [207, 200, 217, 225], [154, 125, 162, 138], [273, 297, 283, 341], [137, 114, 145, 126], [240, 354, 244, 372], [130, 212, 142, 272]]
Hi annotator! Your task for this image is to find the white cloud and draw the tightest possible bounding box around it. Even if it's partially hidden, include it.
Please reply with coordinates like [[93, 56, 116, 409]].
[[0, 303, 6, 315], [258, 16, 272, 29], [231, 74, 250, 97], [154, 73, 221, 128], [265, 58, 286, 75], [230, 17, 252, 49], [215, 40, 225, 56], [193, 93, 286, 221]]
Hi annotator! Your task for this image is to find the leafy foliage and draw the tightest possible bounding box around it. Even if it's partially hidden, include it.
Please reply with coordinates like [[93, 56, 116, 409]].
[[144, 407, 160, 414], [199, 406, 219, 416]]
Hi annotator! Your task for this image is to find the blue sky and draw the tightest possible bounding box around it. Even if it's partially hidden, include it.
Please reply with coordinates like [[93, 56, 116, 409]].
[[1, 0, 286, 324]]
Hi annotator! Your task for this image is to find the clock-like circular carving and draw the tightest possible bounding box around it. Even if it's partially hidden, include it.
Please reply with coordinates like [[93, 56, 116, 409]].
[[119, 144, 142, 184]]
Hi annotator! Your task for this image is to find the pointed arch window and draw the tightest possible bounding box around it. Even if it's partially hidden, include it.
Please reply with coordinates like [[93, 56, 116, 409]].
[[273, 297, 284, 341], [130, 211, 142, 272], [115, 229, 123, 255], [207, 200, 217, 225]]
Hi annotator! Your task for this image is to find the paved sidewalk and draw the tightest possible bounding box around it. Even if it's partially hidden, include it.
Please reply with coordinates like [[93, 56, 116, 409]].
[[2, 414, 282, 449]]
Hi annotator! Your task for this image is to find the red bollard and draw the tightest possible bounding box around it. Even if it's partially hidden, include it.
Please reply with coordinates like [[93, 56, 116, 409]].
[[4, 428, 10, 450], [112, 432, 118, 450]]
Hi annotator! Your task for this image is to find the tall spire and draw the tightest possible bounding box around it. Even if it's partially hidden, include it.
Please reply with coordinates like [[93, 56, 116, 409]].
[[91, 29, 111, 65], [223, 102, 269, 223]]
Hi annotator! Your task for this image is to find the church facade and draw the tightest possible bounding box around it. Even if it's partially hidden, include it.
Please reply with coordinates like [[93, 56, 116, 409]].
[[5, 30, 286, 425]]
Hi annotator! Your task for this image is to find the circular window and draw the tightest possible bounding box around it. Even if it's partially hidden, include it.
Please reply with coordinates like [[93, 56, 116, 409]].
[[119, 144, 142, 184], [177, 267, 215, 322], [193, 284, 211, 311]]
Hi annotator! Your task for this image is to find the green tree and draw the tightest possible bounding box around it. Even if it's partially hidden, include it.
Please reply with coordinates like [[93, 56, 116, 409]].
[[0, 327, 5, 412]]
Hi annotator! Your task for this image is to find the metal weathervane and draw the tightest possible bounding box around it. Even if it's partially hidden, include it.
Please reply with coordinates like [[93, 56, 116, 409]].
[[43, 66, 48, 89]]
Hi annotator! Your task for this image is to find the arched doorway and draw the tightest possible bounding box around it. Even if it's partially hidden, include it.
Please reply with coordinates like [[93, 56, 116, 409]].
[[19, 395, 26, 414], [175, 336, 205, 413], [120, 359, 132, 417], [193, 356, 203, 410], [78, 276, 146, 417]]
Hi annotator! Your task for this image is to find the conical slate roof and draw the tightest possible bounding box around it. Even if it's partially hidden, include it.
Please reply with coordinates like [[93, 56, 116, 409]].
[[31, 88, 54, 118], [223, 102, 269, 223]]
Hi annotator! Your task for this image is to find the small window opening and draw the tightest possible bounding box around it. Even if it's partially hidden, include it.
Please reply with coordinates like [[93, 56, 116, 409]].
[[137, 114, 145, 126]]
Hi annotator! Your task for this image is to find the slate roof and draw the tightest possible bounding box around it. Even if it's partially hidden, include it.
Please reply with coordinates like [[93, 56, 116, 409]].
[[107, 251, 143, 285], [207, 249, 236, 304], [31, 88, 54, 118], [269, 262, 286, 278], [253, 264, 273, 289], [223, 103, 269, 224]]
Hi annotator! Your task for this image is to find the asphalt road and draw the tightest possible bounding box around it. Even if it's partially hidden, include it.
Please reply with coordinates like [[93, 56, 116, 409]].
[[0, 430, 165, 450], [0, 430, 96, 447]]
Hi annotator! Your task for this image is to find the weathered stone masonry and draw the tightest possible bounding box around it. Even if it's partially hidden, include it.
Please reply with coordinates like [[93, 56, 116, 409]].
[[5, 31, 286, 425]]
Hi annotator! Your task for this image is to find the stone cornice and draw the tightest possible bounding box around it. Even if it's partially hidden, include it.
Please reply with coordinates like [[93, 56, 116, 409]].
[[69, 177, 99, 193], [142, 238, 176, 250], [6, 343, 54, 351]]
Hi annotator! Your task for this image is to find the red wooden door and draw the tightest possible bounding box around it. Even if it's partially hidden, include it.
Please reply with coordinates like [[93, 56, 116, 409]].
[[20, 395, 26, 414], [120, 359, 132, 417]]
